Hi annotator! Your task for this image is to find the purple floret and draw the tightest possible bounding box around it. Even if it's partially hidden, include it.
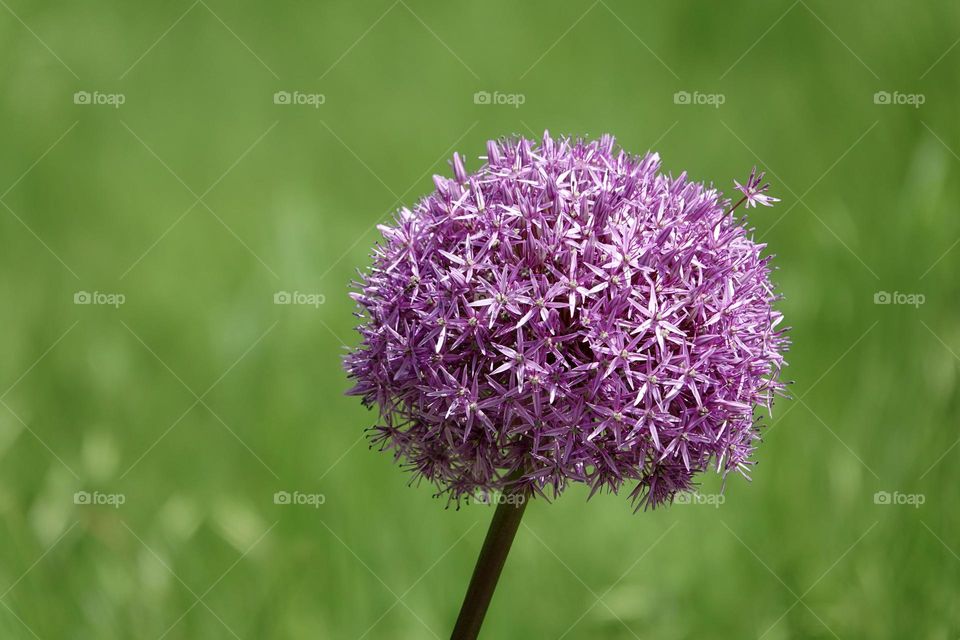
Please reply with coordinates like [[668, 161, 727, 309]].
[[345, 132, 789, 510]]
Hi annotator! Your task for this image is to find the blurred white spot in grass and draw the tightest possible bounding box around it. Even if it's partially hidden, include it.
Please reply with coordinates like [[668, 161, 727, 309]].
[[94, 559, 135, 608], [761, 621, 790, 640], [901, 134, 949, 222], [283, 602, 331, 639], [82, 430, 120, 481], [0, 414, 24, 459], [600, 584, 653, 621], [28, 468, 75, 545], [137, 543, 173, 595], [158, 495, 203, 541], [212, 499, 270, 555], [926, 338, 957, 402]]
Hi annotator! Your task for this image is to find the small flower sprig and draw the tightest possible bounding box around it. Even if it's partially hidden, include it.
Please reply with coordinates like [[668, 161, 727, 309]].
[[731, 167, 781, 212]]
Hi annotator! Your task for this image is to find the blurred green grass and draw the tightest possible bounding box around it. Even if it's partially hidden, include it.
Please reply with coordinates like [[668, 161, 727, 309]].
[[1, 1, 958, 638]]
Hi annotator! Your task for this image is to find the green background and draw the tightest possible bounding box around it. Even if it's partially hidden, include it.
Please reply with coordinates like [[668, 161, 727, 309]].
[[1, 1, 958, 638]]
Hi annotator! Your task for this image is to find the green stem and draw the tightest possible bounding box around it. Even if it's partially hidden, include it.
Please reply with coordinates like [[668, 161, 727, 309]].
[[726, 194, 748, 215], [450, 476, 529, 639]]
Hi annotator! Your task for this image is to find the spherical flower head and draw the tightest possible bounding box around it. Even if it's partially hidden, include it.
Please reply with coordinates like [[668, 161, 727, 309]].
[[345, 132, 788, 510]]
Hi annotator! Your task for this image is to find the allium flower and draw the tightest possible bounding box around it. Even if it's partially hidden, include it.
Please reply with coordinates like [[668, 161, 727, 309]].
[[346, 132, 788, 510], [734, 167, 781, 208]]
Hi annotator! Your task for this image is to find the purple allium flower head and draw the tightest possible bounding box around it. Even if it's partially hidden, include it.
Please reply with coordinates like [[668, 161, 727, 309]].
[[345, 132, 788, 510]]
